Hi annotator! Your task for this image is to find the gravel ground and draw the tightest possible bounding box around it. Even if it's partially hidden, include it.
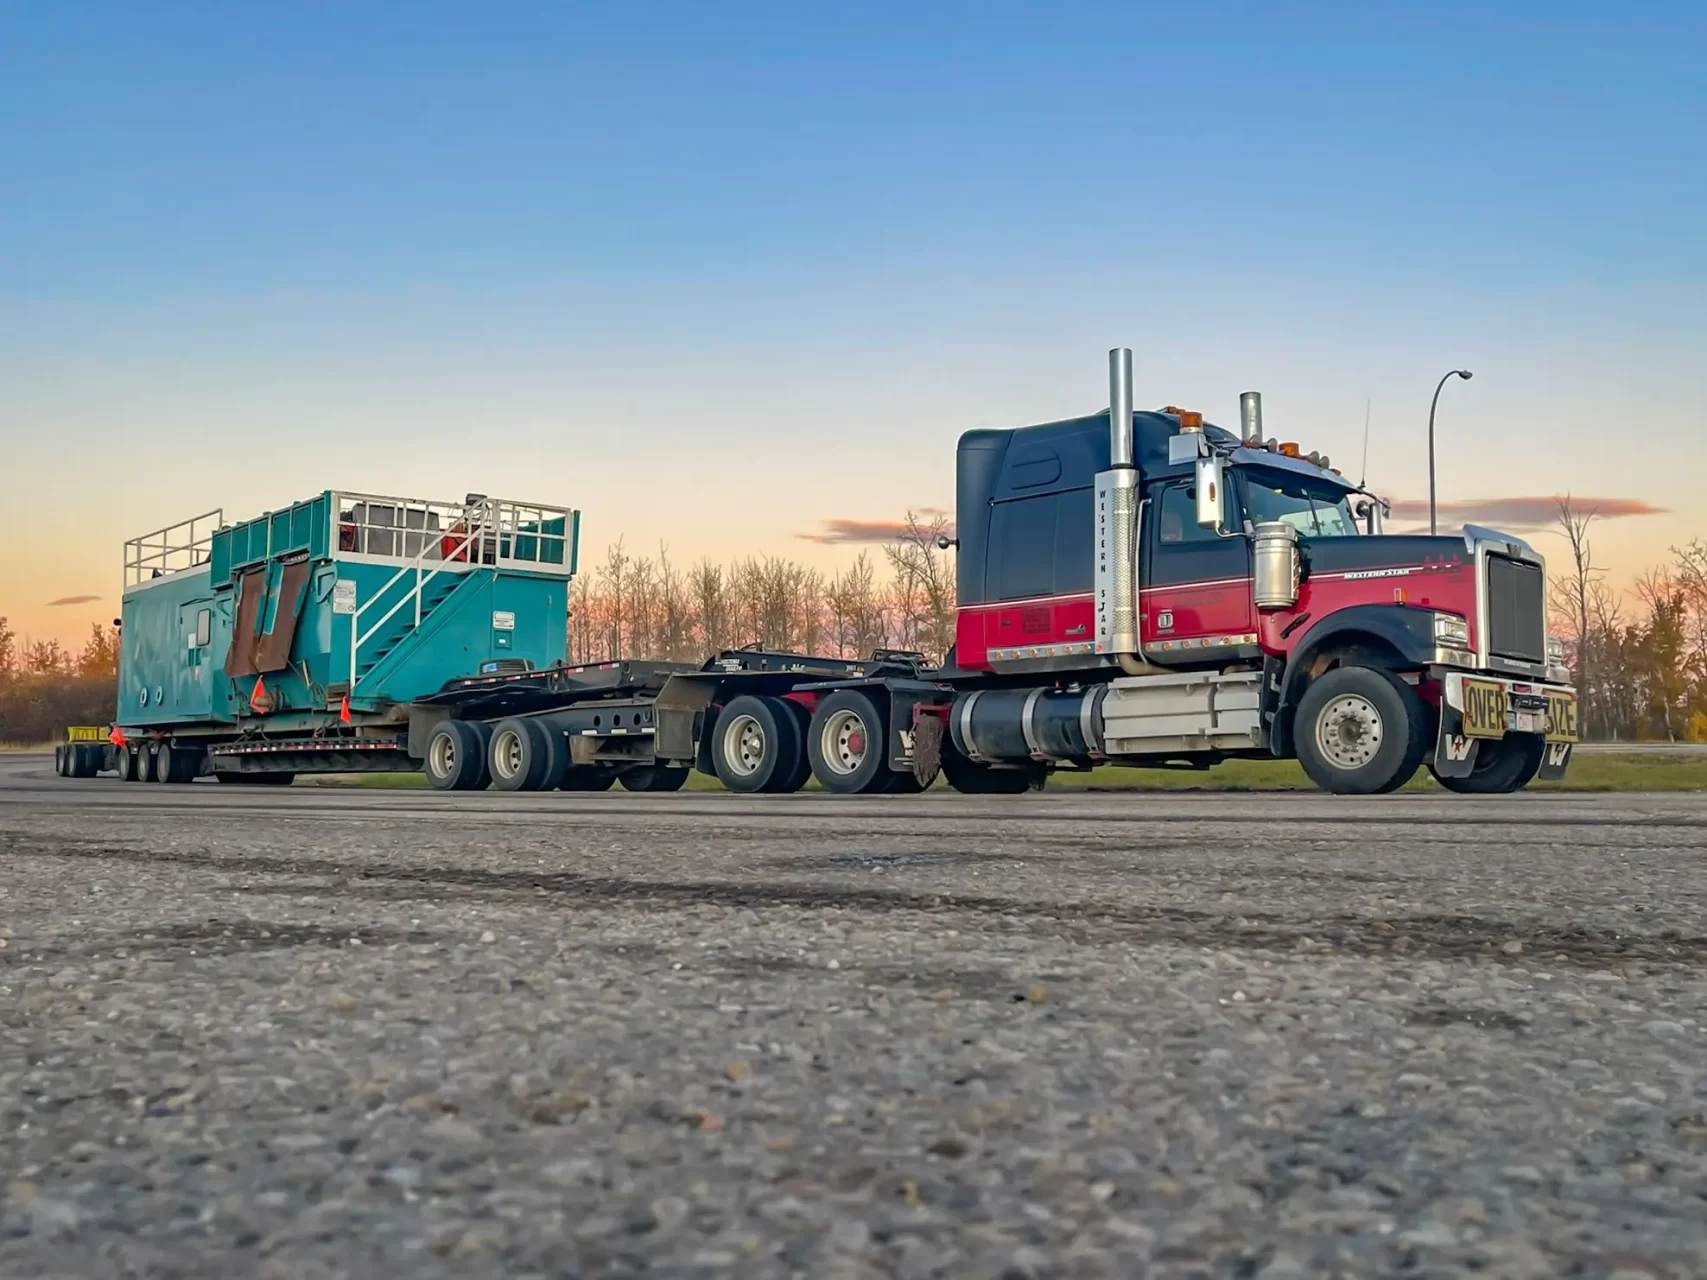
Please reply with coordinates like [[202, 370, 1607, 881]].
[[2, 755, 1706, 1279]]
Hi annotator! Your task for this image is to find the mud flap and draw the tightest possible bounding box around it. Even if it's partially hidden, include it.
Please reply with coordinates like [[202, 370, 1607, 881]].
[[1432, 703, 1480, 778], [911, 713, 945, 788], [1537, 740, 1572, 781]]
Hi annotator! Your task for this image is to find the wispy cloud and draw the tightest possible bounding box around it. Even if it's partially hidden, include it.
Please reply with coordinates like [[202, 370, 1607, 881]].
[[45, 594, 100, 607], [798, 509, 953, 545], [1385, 496, 1665, 531]]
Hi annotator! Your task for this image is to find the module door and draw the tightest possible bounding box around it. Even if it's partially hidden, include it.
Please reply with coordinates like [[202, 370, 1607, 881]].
[[1140, 480, 1255, 656], [173, 600, 216, 720]]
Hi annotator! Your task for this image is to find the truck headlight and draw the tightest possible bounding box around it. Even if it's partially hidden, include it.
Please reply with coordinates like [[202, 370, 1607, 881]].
[[1546, 634, 1566, 668], [1433, 612, 1470, 648]]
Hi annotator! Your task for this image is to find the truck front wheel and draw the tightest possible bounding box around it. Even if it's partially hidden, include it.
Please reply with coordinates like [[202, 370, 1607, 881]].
[[1294, 666, 1427, 795], [1431, 735, 1543, 795]]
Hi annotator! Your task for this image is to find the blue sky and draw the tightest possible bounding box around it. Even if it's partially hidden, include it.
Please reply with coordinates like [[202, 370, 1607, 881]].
[[3, 0, 1703, 642]]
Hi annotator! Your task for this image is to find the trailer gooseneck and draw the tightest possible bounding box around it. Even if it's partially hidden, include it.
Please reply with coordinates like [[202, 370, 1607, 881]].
[[75, 348, 1579, 797]]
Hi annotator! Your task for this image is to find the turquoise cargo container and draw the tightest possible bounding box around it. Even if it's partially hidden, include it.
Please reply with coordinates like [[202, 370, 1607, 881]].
[[112, 491, 578, 782]]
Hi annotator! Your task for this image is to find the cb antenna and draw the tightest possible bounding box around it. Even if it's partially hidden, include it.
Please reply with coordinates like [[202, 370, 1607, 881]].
[[1357, 398, 1372, 488]]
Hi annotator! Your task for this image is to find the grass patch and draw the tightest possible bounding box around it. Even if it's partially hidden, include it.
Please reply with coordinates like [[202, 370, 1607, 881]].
[[302, 752, 1707, 793]]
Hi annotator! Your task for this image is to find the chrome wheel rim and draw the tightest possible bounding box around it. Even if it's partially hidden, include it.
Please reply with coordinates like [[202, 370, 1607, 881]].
[[722, 714, 766, 777], [1316, 694, 1383, 769], [819, 709, 869, 776], [492, 729, 523, 780]]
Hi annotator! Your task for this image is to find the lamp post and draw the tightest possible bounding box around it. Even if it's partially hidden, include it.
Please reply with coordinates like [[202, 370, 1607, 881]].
[[1428, 368, 1473, 535]]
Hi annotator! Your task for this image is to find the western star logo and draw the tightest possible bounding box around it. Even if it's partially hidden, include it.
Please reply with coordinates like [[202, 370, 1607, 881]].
[[1344, 567, 1414, 580], [1443, 735, 1473, 761]]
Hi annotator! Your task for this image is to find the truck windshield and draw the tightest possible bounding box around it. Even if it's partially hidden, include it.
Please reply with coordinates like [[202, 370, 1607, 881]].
[[1242, 470, 1361, 538]]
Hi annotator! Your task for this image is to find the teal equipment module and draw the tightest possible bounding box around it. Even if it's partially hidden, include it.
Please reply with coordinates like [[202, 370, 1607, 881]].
[[116, 491, 579, 733]]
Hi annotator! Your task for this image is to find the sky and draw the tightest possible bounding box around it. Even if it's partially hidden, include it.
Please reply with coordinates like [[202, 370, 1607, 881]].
[[2, 0, 1703, 648]]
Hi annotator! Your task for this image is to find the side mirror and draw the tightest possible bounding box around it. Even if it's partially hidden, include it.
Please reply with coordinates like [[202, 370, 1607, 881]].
[[1194, 456, 1225, 530]]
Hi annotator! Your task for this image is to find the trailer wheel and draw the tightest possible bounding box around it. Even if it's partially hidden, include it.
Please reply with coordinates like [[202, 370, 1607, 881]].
[[560, 767, 616, 792], [711, 695, 804, 793], [54, 745, 67, 776], [807, 690, 891, 795], [156, 742, 200, 784], [619, 765, 689, 793], [72, 744, 103, 778], [425, 721, 491, 791], [136, 743, 158, 784], [119, 745, 141, 782], [490, 718, 559, 792], [1295, 666, 1427, 795], [1431, 734, 1543, 795]]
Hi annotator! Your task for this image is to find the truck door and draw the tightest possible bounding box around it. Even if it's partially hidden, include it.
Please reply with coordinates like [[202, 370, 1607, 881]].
[[1141, 479, 1255, 653]]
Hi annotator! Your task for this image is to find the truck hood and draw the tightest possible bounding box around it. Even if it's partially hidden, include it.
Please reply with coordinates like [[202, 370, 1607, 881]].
[[1298, 533, 1472, 574]]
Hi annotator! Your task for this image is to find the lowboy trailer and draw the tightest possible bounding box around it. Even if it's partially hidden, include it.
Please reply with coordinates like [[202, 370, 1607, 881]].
[[72, 347, 1578, 797]]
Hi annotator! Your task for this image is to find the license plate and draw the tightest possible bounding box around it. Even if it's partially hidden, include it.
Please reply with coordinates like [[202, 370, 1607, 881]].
[[1461, 678, 1508, 738], [1513, 710, 1543, 733], [1544, 690, 1579, 743]]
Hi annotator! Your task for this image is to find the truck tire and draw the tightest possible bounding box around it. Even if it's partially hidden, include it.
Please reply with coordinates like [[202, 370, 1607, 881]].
[[711, 695, 805, 793], [560, 767, 616, 791], [120, 745, 142, 782], [156, 742, 200, 784], [54, 746, 68, 776], [1294, 666, 1427, 795], [490, 718, 560, 792], [940, 751, 1040, 795], [136, 743, 158, 784], [619, 765, 689, 793], [1431, 734, 1544, 795], [425, 720, 491, 791], [807, 690, 892, 795], [71, 744, 104, 778]]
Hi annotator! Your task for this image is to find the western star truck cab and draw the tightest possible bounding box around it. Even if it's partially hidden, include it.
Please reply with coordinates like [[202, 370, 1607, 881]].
[[938, 348, 1578, 794]]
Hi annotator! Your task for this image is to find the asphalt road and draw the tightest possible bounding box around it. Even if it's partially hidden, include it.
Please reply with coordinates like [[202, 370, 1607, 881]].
[[3, 755, 1706, 1279]]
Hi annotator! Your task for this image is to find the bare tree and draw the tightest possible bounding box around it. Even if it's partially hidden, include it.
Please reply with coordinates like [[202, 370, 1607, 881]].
[[690, 559, 731, 654], [1549, 495, 1602, 733], [826, 552, 886, 659], [883, 511, 957, 662], [655, 544, 694, 661]]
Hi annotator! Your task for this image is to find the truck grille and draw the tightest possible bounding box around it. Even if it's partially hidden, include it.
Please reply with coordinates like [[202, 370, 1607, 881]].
[[1486, 554, 1545, 664]]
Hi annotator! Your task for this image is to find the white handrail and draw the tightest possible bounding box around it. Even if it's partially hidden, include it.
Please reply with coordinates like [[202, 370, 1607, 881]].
[[348, 502, 493, 693]]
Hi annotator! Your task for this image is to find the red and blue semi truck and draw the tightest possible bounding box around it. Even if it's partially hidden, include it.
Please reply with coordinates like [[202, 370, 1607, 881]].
[[60, 348, 1577, 796]]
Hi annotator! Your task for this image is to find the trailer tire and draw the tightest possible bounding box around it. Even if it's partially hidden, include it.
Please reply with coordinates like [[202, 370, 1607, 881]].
[[619, 765, 689, 793], [156, 742, 200, 784], [779, 700, 815, 792], [490, 718, 559, 792], [1295, 665, 1427, 795], [425, 721, 491, 791], [560, 767, 616, 792], [136, 743, 158, 783], [72, 744, 103, 778], [807, 690, 891, 795], [54, 745, 67, 776], [1431, 734, 1543, 795], [711, 695, 804, 794], [120, 745, 142, 782]]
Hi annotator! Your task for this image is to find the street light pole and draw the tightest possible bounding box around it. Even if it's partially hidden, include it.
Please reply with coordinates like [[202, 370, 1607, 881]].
[[1427, 368, 1473, 535]]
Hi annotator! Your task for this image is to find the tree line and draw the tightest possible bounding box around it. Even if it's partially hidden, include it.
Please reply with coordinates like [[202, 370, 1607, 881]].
[[3, 503, 1701, 744], [0, 622, 120, 744], [567, 512, 958, 666], [1549, 498, 1707, 742]]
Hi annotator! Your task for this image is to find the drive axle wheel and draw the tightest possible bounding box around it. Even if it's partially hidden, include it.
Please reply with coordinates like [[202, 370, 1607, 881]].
[[1432, 734, 1543, 795], [1294, 666, 1427, 795], [807, 690, 892, 794]]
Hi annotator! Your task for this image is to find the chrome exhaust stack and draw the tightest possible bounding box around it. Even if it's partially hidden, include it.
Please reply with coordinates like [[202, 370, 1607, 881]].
[[1239, 392, 1263, 444], [1094, 348, 1154, 674]]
